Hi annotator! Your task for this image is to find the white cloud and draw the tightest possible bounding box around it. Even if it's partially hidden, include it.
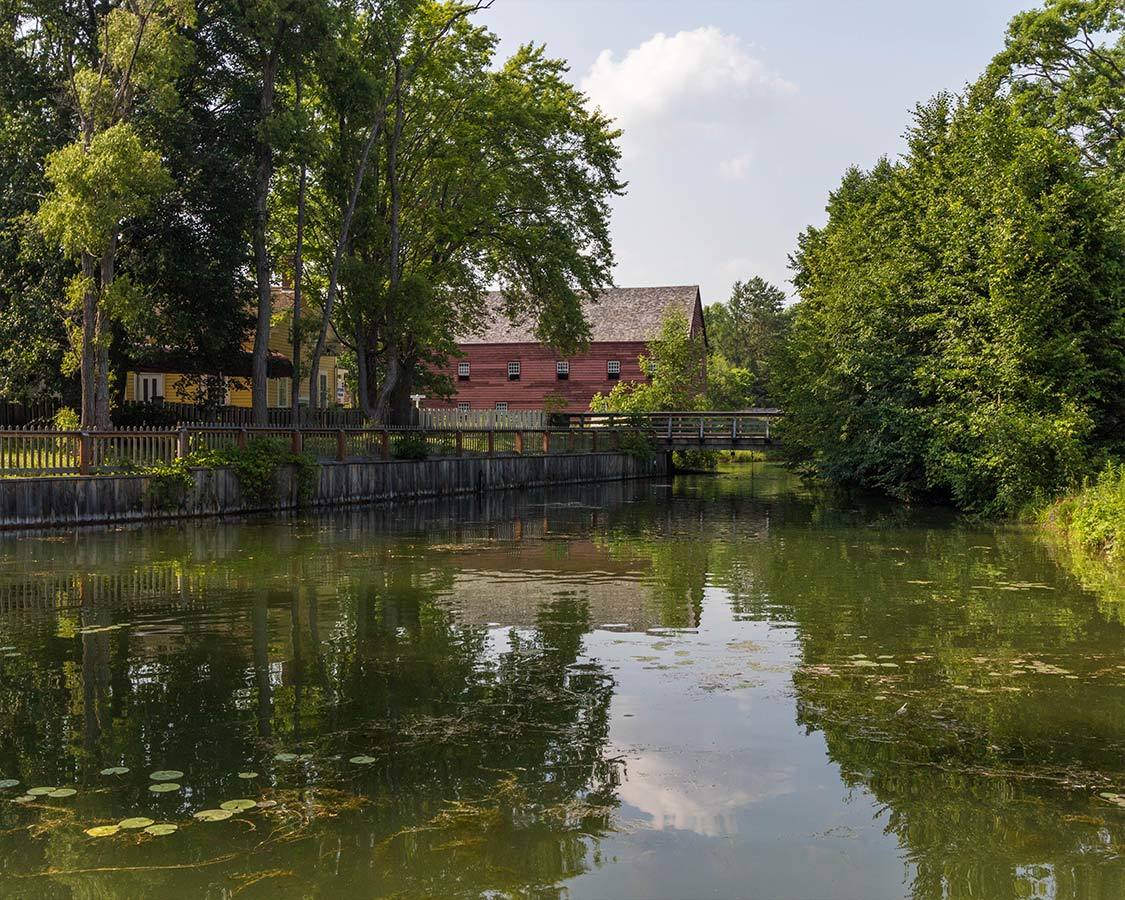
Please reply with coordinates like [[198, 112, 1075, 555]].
[[719, 152, 754, 182], [581, 26, 794, 134]]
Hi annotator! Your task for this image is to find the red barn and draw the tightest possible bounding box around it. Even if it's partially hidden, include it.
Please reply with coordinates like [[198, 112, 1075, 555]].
[[427, 286, 706, 413]]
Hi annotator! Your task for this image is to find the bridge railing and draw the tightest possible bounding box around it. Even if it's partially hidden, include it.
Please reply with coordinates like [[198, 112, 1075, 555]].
[[562, 410, 782, 443]]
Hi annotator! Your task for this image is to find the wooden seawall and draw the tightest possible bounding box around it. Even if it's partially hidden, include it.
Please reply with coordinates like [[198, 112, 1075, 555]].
[[0, 451, 668, 531]]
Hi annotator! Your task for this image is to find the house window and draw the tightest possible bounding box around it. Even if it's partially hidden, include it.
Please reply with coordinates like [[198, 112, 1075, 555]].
[[495, 402, 508, 411], [319, 372, 328, 407], [507, 361, 521, 381], [137, 373, 163, 403], [457, 401, 471, 413], [556, 361, 569, 380], [278, 377, 291, 407], [607, 360, 621, 380], [458, 361, 470, 380]]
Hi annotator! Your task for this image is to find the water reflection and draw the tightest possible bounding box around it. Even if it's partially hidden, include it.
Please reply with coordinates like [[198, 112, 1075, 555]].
[[0, 467, 1121, 899]]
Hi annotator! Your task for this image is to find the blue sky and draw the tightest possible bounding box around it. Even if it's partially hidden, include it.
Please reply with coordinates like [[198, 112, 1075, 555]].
[[481, 0, 1031, 304]]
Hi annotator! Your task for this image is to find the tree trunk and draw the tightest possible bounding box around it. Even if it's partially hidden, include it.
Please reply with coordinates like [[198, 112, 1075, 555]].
[[291, 74, 307, 422], [94, 237, 116, 429], [80, 252, 98, 429], [250, 47, 280, 426]]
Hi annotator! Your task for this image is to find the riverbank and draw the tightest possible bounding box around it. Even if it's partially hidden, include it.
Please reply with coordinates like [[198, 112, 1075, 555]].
[[1038, 462, 1124, 605], [0, 451, 667, 530]]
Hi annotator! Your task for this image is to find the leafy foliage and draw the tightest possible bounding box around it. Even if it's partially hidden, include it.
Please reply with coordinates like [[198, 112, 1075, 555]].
[[777, 93, 1125, 516]]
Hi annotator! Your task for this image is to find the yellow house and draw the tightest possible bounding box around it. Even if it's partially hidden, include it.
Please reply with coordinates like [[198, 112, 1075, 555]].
[[124, 287, 352, 409]]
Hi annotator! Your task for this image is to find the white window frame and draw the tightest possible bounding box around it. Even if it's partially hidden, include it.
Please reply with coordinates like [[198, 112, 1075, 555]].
[[136, 373, 164, 403], [457, 361, 470, 379], [495, 402, 508, 411], [507, 361, 521, 380], [457, 401, 471, 413], [556, 360, 569, 379], [607, 359, 621, 379], [278, 377, 291, 407]]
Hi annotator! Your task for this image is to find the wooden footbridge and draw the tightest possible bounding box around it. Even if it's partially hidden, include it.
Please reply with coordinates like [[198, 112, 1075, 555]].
[[562, 409, 781, 450]]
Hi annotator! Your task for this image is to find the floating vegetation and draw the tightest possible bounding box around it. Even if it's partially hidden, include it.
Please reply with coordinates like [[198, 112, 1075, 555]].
[[193, 809, 233, 822], [237, 771, 259, 779], [0, 779, 19, 789], [149, 782, 180, 793], [349, 756, 377, 765], [14, 795, 34, 803], [26, 786, 56, 796], [149, 770, 184, 782], [119, 817, 155, 830], [219, 799, 257, 812], [100, 766, 129, 776], [273, 753, 297, 762], [144, 823, 178, 836], [256, 800, 278, 809], [47, 788, 77, 798], [1097, 792, 1125, 808], [85, 825, 120, 838]]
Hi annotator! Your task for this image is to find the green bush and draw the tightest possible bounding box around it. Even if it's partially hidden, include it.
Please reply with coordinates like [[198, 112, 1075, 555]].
[[673, 449, 719, 471], [1041, 462, 1125, 561], [392, 433, 430, 461]]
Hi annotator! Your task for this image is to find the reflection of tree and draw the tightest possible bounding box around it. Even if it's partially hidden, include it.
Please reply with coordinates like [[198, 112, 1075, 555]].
[[0, 507, 621, 897]]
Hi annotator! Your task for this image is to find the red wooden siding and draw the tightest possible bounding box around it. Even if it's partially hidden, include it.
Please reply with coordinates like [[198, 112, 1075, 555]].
[[428, 341, 654, 412]]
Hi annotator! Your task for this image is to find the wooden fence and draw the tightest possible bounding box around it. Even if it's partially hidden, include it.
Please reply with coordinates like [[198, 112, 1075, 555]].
[[417, 408, 547, 430], [0, 424, 639, 478], [0, 399, 60, 428]]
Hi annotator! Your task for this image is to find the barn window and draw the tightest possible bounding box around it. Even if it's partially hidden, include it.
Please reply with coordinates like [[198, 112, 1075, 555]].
[[556, 361, 569, 380], [457, 401, 470, 412], [495, 402, 508, 411], [607, 360, 621, 380], [458, 362, 470, 380], [507, 361, 521, 381]]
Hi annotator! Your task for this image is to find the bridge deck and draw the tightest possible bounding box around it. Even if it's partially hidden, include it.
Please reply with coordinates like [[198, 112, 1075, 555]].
[[563, 410, 781, 451]]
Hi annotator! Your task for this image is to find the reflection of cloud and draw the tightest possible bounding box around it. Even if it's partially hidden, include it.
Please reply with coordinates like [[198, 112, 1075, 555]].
[[618, 751, 795, 837]]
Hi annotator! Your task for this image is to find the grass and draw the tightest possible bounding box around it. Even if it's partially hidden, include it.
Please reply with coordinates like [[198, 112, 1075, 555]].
[[1038, 462, 1124, 614]]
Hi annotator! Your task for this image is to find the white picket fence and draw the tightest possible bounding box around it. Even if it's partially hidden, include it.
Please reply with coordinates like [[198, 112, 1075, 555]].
[[418, 408, 546, 430]]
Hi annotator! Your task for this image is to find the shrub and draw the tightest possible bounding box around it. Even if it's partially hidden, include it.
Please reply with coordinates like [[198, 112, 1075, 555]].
[[392, 433, 430, 461]]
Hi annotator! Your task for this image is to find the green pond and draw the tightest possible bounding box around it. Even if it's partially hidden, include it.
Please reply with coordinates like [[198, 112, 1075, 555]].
[[0, 464, 1122, 899]]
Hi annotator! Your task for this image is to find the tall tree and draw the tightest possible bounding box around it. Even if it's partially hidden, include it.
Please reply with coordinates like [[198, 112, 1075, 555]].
[[305, 3, 621, 423], [34, 0, 194, 428]]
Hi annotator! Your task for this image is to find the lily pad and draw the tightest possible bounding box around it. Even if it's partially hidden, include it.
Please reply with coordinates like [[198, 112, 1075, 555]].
[[193, 809, 233, 822], [149, 770, 184, 782], [0, 779, 19, 789], [26, 786, 56, 796], [148, 782, 181, 793], [219, 799, 257, 812], [119, 817, 155, 830], [349, 756, 377, 765], [273, 753, 297, 762], [47, 788, 77, 798], [100, 766, 130, 776], [144, 823, 178, 836], [237, 772, 259, 779], [13, 794, 34, 803], [85, 825, 121, 838]]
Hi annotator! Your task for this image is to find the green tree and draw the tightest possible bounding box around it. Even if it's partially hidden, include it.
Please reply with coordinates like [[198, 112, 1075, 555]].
[[779, 94, 1125, 515], [32, 0, 194, 428], [304, 2, 622, 423]]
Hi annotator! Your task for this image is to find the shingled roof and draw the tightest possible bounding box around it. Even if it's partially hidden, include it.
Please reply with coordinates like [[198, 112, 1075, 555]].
[[459, 286, 702, 344]]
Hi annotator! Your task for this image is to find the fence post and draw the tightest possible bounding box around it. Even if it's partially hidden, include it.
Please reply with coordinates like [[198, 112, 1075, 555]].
[[336, 429, 346, 462], [567, 431, 575, 454], [514, 430, 524, 455], [380, 430, 390, 460], [456, 430, 464, 457], [487, 430, 494, 457], [177, 426, 190, 459], [78, 431, 91, 476], [238, 427, 248, 450], [591, 430, 598, 453], [667, 415, 673, 441], [732, 417, 738, 443], [699, 416, 705, 443], [542, 430, 550, 455], [612, 429, 621, 451], [291, 429, 303, 455]]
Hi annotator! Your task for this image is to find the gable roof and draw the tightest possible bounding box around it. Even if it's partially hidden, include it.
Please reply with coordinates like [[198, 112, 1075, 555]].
[[460, 286, 702, 345]]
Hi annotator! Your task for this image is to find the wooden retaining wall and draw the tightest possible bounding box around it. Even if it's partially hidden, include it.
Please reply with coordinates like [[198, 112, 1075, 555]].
[[0, 451, 668, 530]]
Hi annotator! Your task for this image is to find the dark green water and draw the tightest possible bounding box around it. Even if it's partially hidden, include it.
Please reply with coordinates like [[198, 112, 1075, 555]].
[[0, 464, 1121, 899]]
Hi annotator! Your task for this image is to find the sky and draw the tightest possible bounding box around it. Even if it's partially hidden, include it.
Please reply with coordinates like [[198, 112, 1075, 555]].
[[479, 0, 1032, 305]]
